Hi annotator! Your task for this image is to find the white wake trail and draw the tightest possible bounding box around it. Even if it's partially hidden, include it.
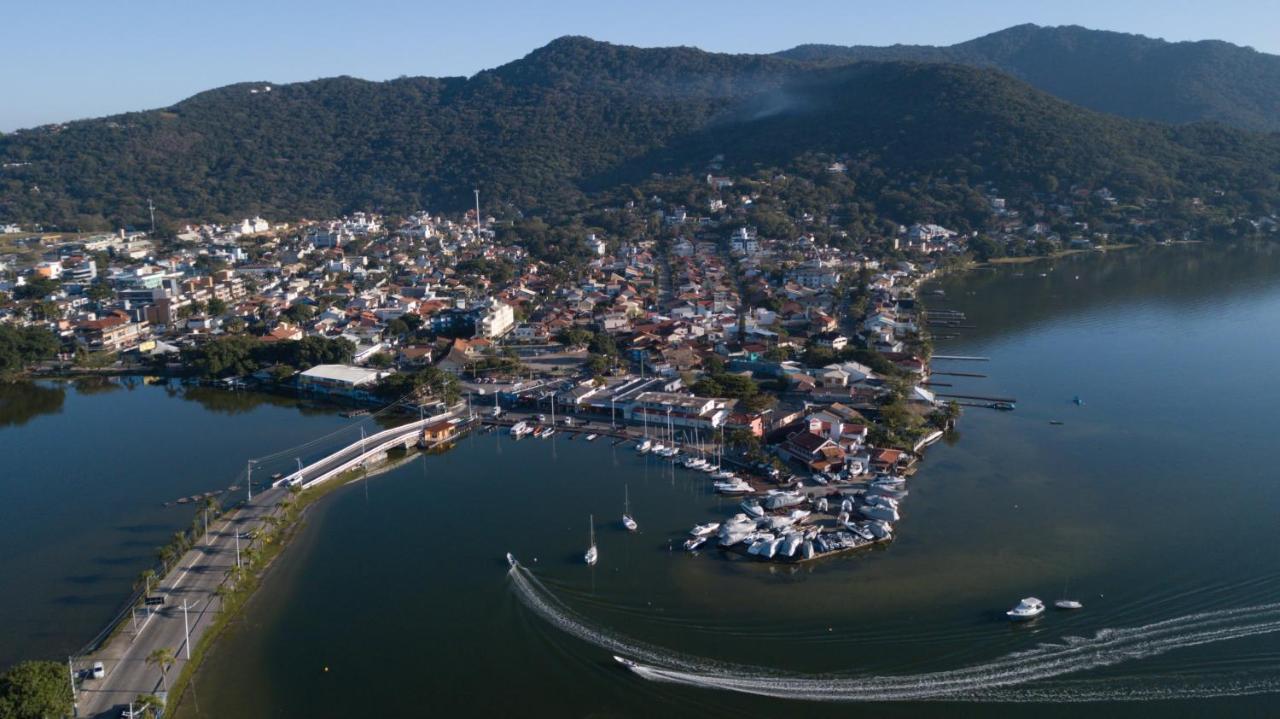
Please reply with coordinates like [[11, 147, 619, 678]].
[[508, 562, 1280, 702]]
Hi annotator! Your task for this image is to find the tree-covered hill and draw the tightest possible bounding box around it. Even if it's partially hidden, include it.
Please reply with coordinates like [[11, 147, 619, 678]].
[[777, 24, 1280, 132], [1, 34, 1279, 229]]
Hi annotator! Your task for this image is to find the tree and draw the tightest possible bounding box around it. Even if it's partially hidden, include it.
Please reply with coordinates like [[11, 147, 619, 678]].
[[206, 298, 227, 316], [282, 303, 315, 324], [0, 325, 60, 379], [85, 281, 115, 304], [145, 648, 176, 692], [367, 352, 393, 369], [0, 660, 73, 719], [135, 568, 158, 596], [131, 693, 165, 718]]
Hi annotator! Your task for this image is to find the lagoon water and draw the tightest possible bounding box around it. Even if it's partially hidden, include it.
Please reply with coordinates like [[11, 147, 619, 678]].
[[6, 244, 1280, 716]]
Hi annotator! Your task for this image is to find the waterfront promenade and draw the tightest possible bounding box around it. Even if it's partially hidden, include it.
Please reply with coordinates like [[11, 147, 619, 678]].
[[72, 409, 456, 717]]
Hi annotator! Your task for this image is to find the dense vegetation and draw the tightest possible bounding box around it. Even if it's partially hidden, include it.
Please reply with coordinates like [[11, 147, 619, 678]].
[[0, 660, 72, 719], [181, 336, 355, 378], [0, 325, 60, 380], [778, 23, 1280, 131], [3, 34, 1279, 230]]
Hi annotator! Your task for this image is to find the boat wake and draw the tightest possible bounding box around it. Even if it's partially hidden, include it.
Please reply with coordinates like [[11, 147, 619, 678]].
[[507, 560, 1280, 702]]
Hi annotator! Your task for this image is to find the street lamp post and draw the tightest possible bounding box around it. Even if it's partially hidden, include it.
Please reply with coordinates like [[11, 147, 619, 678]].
[[182, 599, 191, 659]]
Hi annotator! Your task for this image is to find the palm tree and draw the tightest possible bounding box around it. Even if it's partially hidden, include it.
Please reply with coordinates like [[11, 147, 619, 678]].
[[136, 568, 158, 596], [146, 647, 176, 692]]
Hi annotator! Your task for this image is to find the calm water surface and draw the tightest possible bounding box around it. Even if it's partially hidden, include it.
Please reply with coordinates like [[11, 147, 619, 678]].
[[7, 244, 1280, 716]]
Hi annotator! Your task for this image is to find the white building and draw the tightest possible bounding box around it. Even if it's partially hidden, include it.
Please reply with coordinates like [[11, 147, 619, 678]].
[[476, 299, 515, 338]]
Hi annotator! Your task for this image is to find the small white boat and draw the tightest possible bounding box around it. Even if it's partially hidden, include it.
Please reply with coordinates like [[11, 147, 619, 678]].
[[509, 421, 529, 437], [1007, 597, 1045, 621], [584, 515, 598, 566], [683, 536, 706, 551], [635, 439, 652, 454], [1054, 599, 1084, 610], [585, 433, 598, 441], [506, 552, 517, 568], [614, 655, 638, 670], [740, 500, 765, 518], [715, 479, 752, 494], [802, 540, 815, 560], [541, 428, 555, 438], [689, 522, 721, 537], [710, 469, 736, 480]]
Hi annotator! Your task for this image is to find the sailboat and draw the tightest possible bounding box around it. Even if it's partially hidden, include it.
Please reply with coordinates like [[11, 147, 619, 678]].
[[584, 514, 598, 565], [622, 486, 638, 532], [636, 409, 652, 453]]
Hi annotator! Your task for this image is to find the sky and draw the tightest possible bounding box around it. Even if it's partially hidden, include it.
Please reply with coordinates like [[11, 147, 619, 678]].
[[4, 0, 1278, 131]]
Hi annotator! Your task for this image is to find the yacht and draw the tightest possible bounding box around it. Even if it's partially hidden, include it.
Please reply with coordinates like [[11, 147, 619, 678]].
[[715, 479, 752, 494], [584, 515, 598, 566], [1006, 597, 1045, 621], [1054, 599, 1084, 610], [622, 486, 638, 532]]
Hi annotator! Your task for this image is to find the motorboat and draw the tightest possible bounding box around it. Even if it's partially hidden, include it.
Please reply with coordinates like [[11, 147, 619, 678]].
[[584, 515, 598, 566], [761, 538, 781, 559], [683, 536, 707, 552], [867, 520, 893, 539], [506, 552, 517, 568], [635, 439, 652, 454], [541, 427, 556, 438], [740, 500, 766, 518], [714, 479, 752, 495], [585, 433, 599, 441], [689, 522, 721, 537], [509, 421, 529, 437], [865, 494, 899, 509], [802, 540, 815, 560], [859, 503, 900, 522], [622, 486, 638, 532], [1054, 599, 1084, 610], [614, 656, 638, 671], [710, 469, 736, 480], [780, 533, 804, 558], [1007, 597, 1045, 621]]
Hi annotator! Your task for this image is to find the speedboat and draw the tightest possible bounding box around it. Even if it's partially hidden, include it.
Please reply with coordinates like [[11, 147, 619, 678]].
[[1007, 597, 1045, 621], [635, 439, 652, 454], [509, 421, 528, 437], [614, 655, 638, 670], [585, 434, 598, 441], [584, 514, 598, 566], [689, 522, 721, 537], [506, 552, 517, 568], [740, 500, 765, 518], [1054, 599, 1084, 610], [683, 536, 706, 551]]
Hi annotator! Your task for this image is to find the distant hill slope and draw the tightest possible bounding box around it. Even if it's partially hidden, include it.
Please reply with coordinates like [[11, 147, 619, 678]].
[[777, 23, 1280, 132], [1, 34, 1279, 227]]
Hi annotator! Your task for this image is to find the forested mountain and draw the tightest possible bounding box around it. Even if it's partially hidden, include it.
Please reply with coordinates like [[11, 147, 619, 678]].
[[2, 33, 1279, 229], [777, 24, 1280, 131]]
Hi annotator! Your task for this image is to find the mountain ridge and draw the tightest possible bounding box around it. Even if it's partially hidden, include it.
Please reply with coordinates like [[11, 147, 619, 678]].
[[1, 32, 1278, 229], [775, 23, 1280, 131]]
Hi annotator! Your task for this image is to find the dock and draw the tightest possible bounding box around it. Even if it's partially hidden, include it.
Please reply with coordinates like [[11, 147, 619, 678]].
[[932, 355, 990, 362]]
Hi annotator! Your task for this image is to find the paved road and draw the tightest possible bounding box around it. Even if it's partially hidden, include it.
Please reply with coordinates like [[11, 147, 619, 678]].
[[75, 487, 286, 718]]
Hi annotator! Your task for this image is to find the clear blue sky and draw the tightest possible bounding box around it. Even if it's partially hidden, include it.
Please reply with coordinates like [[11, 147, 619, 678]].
[[4, 0, 1277, 131]]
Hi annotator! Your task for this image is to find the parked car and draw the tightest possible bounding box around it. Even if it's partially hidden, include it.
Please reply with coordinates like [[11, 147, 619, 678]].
[[91, 661, 105, 680]]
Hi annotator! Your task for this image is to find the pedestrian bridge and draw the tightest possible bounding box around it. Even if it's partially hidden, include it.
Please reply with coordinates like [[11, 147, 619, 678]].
[[274, 406, 462, 490]]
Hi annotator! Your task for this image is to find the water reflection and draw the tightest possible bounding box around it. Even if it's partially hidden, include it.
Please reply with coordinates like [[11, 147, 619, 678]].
[[0, 381, 66, 427]]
